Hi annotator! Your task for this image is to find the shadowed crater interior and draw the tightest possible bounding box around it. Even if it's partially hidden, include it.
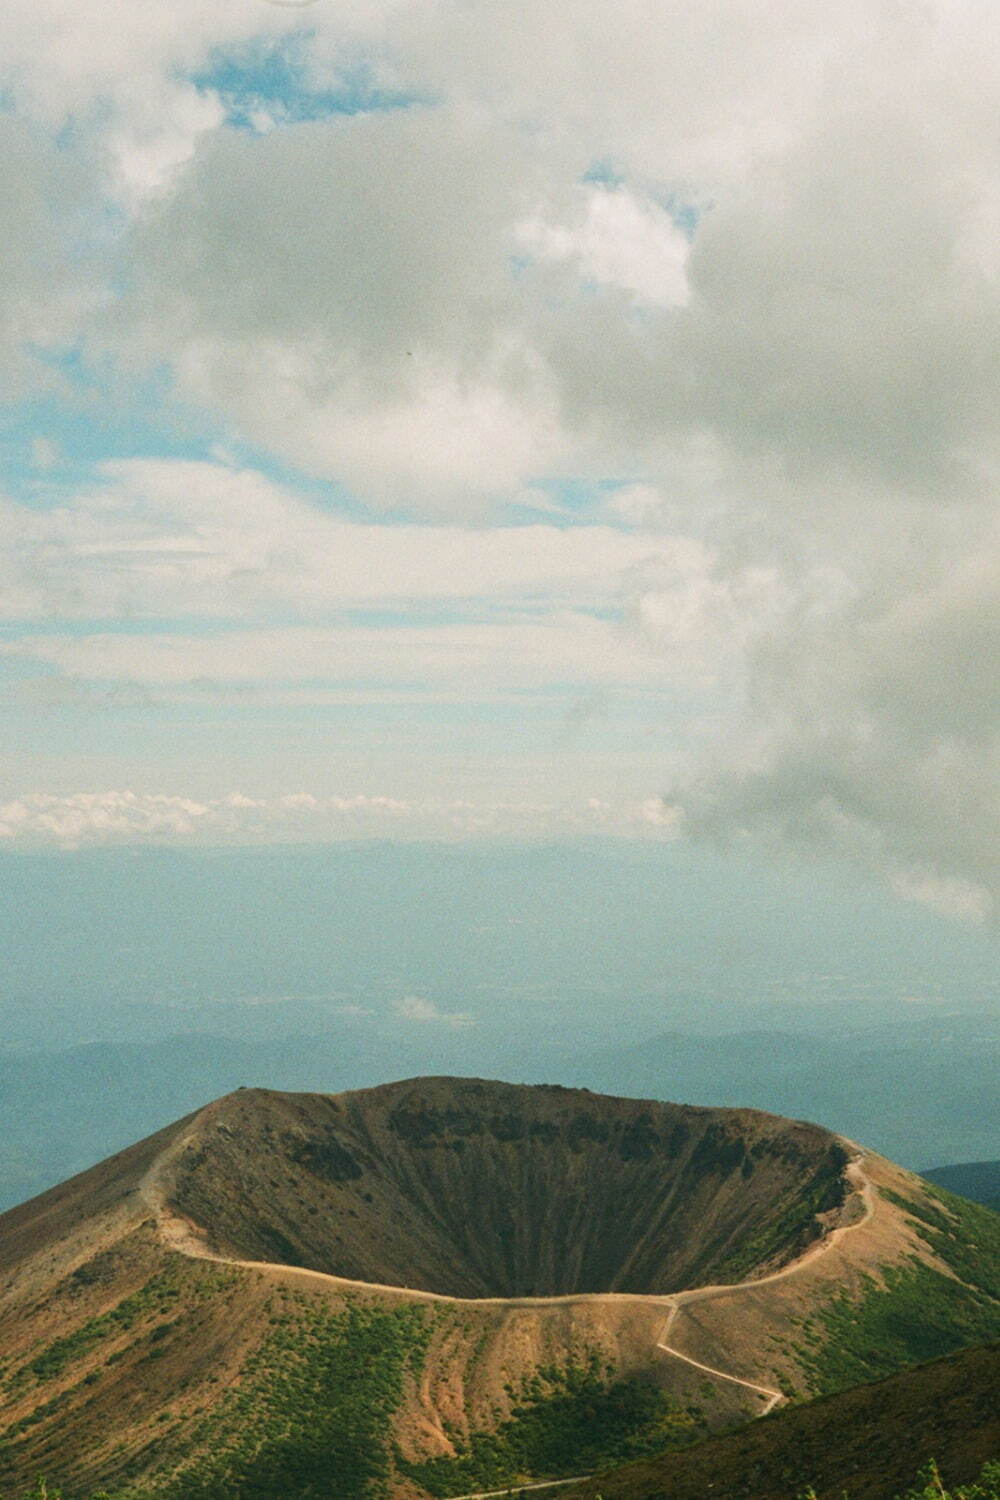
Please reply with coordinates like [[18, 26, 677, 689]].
[[168, 1077, 850, 1298]]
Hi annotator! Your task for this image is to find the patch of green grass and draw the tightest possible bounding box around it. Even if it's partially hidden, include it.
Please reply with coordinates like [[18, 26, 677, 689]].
[[792, 1184, 1000, 1396], [115, 1297, 434, 1500], [396, 1353, 705, 1498], [881, 1183, 1000, 1302], [6, 1276, 184, 1390]]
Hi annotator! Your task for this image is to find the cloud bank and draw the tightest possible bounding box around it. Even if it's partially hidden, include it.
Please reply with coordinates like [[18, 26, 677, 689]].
[[0, 0, 995, 918], [0, 789, 681, 848], [393, 995, 475, 1028]]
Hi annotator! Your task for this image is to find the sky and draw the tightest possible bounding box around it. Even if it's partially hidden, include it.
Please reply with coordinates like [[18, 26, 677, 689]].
[[0, 0, 997, 932]]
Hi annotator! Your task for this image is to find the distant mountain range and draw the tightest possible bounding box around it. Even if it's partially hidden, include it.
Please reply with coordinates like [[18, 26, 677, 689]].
[[2, 1018, 998, 1214], [922, 1161, 1000, 1214]]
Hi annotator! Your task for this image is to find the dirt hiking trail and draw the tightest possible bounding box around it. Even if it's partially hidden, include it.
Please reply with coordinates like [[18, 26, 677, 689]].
[[138, 1114, 875, 1488]]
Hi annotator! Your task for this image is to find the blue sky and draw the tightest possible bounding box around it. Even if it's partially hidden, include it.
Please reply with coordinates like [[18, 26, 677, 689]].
[[0, 0, 994, 945], [192, 35, 425, 130]]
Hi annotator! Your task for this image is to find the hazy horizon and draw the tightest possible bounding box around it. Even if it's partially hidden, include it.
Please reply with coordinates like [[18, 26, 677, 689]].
[[1, 839, 996, 1211]]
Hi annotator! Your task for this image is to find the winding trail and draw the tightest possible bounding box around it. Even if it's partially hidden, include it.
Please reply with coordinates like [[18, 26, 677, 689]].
[[447, 1479, 586, 1500], [653, 1155, 875, 1416], [138, 1122, 876, 1491]]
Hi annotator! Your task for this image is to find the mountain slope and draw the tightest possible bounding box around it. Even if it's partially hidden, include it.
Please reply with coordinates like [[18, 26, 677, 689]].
[[558, 1342, 1000, 1500], [0, 1079, 998, 1500], [923, 1161, 1000, 1210]]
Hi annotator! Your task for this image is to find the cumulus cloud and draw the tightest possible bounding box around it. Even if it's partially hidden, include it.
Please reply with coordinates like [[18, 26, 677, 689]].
[[0, 791, 212, 846], [392, 994, 475, 1028], [0, 0, 995, 917], [0, 790, 410, 848], [518, 184, 691, 307], [0, 118, 94, 390], [651, 508, 1000, 920], [120, 108, 565, 507], [0, 789, 687, 848], [0, 0, 310, 202], [92, 3, 997, 501]]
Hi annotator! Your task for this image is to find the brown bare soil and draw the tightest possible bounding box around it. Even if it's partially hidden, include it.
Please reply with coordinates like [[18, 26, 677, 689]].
[[0, 1079, 988, 1499]]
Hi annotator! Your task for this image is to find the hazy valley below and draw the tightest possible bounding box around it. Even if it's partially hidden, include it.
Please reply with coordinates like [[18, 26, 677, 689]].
[[2, 843, 997, 1212]]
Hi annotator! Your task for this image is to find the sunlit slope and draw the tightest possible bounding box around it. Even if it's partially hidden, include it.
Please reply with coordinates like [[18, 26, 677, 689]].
[[0, 1079, 997, 1499]]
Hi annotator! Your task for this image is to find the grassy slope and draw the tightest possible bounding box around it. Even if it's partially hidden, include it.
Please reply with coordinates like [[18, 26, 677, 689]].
[[557, 1343, 1000, 1500], [120, 1297, 434, 1500], [395, 1356, 707, 1498], [922, 1163, 1000, 1207], [105, 1313, 709, 1500], [0, 1247, 241, 1499], [1, 1273, 707, 1500], [788, 1182, 1000, 1397]]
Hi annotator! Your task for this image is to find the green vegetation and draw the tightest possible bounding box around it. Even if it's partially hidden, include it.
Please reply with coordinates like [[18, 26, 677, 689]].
[[1, 1307, 711, 1500], [397, 1354, 705, 1498], [792, 1185, 1000, 1396], [881, 1183, 1000, 1303], [118, 1297, 432, 1500], [9, 1277, 184, 1389], [712, 1154, 845, 1282], [0, 1261, 238, 1487], [2, 1262, 236, 1413], [797, 1458, 1000, 1498], [792, 1257, 1000, 1395]]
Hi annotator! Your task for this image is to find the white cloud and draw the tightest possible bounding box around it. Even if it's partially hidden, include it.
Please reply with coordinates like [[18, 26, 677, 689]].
[[0, 616, 669, 696], [120, 107, 565, 508], [106, 83, 226, 206], [0, 119, 93, 391], [0, 458, 664, 621], [0, 789, 690, 848], [635, 798, 684, 833], [656, 508, 1000, 917], [0, 0, 314, 202], [518, 185, 690, 307], [0, 0, 995, 918], [0, 791, 213, 847], [392, 994, 475, 1028], [89, 3, 994, 500], [891, 870, 994, 927]]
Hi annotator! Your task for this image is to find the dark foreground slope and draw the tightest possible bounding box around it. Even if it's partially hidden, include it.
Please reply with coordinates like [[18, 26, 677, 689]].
[[560, 1342, 1000, 1500]]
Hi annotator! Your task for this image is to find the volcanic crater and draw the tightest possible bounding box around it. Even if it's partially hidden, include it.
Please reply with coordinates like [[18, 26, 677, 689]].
[[164, 1077, 852, 1298]]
